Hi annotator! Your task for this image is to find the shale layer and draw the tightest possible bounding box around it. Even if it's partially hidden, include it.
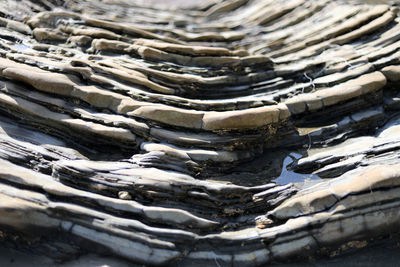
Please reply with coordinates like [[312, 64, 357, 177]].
[[0, 0, 400, 265]]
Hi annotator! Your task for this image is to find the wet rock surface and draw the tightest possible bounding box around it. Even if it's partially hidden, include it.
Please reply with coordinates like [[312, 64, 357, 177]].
[[0, 0, 400, 265]]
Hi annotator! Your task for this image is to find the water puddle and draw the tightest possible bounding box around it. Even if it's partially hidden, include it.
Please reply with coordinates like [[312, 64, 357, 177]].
[[11, 43, 31, 52], [214, 150, 322, 188], [273, 152, 321, 189]]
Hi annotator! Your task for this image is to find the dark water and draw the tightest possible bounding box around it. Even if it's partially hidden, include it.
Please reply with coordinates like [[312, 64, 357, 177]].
[[272, 153, 321, 187]]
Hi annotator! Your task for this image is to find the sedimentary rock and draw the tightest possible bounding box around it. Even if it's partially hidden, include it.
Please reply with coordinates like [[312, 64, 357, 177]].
[[0, 0, 399, 265]]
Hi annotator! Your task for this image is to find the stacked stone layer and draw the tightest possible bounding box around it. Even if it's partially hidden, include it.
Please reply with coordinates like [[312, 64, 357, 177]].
[[0, 0, 400, 265]]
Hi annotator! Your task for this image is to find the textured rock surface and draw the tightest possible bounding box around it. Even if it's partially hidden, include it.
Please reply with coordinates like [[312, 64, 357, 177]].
[[0, 0, 400, 265]]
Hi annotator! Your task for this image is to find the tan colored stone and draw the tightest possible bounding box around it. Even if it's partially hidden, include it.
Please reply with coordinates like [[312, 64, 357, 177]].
[[63, 118, 137, 142], [2, 0, 400, 265], [68, 35, 93, 46], [314, 63, 374, 86], [267, 5, 361, 58], [0, 93, 136, 142], [256, 0, 303, 25], [141, 143, 191, 160], [271, 164, 400, 220], [315, 72, 386, 107], [202, 105, 285, 131], [331, 165, 400, 197], [28, 11, 81, 28], [71, 85, 140, 112], [358, 71, 387, 94], [381, 65, 400, 82], [2, 68, 77, 95], [316, 85, 361, 107], [61, 25, 120, 40], [91, 39, 130, 52], [0, 58, 38, 73], [130, 105, 204, 129], [89, 62, 175, 94], [0, 62, 144, 115], [277, 103, 291, 120], [33, 28, 69, 42], [133, 39, 231, 56], [176, 29, 245, 42], [310, 5, 389, 46], [284, 97, 307, 115], [271, 189, 338, 220], [84, 16, 183, 44], [0, 18, 32, 35], [332, 10, 397, 45], [240, 55, 273, 67], [285, 94, 324, 114], [205, 0, 249, 17]]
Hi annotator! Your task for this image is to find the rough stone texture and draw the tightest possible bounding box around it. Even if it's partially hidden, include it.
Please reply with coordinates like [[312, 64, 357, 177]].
[[0, 0, 400, 265]]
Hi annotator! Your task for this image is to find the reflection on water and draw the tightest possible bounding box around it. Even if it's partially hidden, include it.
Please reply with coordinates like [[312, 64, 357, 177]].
[[273, 153, 321, 188], [11, 43, 30, 52], [213, 150, 321, 188]]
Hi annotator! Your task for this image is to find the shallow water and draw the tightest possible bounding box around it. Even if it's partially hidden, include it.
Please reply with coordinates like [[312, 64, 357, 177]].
[[272, 153, 321, 188]]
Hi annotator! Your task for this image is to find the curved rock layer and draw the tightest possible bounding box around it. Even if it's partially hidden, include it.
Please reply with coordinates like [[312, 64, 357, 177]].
[[0, 0, 400, 265]]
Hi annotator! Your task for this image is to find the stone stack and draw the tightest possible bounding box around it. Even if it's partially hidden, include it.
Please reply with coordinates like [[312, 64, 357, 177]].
[[0, 0, 399, 265]]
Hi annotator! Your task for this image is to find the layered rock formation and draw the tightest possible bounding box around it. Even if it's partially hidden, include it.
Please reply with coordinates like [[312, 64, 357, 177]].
[[0, 0, 400, 265]]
